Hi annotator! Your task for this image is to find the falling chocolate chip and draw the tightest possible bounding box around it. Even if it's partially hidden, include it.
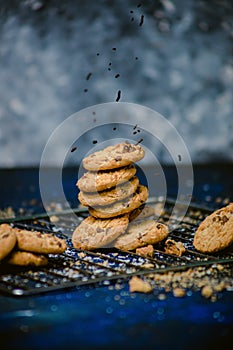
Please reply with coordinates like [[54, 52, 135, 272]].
[[71, 146, 77, 153], [109, 62, 112, 66], [178, 155, 182, 161], [139, 15, 144, 26], [84, 89, 88, 93], [137, 3, 142, 8], [130, 10, 134, 13], [115, 74, 120, 78], [92, 111, 96, 115], [86, 72, 92, 81], [116, 90, 121, 102], [96, 53, 100, 56], [135, 57, 139, 60], [113, 127, 117, 131], [92, 140, 98, 144], [112, 47, 116, 51], [136, 138, 143, 145], [131, 17, 134, 22], [133, 124, 138, 130]]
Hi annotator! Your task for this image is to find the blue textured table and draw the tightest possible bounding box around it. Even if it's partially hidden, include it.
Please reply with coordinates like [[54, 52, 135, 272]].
[[0, 165, 233, 350]]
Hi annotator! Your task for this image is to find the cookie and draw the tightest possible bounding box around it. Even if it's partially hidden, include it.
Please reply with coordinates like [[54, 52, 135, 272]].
[[83, 142, 145, 171], [78, 176, 139, 207], [115, 219, 169, 251], [77, 164, 136, 193], [0, 224, 17, 261], [7, 251, 48, 267], [15, 229, 67, 254], [89, 185, 148, 219], [72, 215, 129, 250], [193, 203, 233, 253]]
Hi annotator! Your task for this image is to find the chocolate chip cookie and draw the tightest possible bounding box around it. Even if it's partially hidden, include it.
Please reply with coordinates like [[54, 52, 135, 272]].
[[89, 185, 148, 219], [15, 229, 67, 254], [115, 219, 169, 251], [7, 251, 48, 267], [83, 142, 145, 171], [78, 176, 139, 207], [0, 224, 16, 261], [72, 215, 129, 250], [77, 164, 136, 192], [193, 203, 233, 253]]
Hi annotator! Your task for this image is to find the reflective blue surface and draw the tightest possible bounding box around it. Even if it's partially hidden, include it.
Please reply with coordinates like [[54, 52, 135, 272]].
[[1, 284, 233, 350]]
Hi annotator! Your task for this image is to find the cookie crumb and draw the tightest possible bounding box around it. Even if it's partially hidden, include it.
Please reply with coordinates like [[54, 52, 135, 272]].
[[201, 285, 213, 298], [136, 244, 154, 257], [173, 288, 186, 298], [164, 239, 186, 256], [50, 215, 59, 223], [0, 207, 15, 219], [129, 276, 152, 293]]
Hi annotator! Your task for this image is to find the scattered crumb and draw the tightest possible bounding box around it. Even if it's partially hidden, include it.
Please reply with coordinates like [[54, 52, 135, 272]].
[[129, 276, 152, 293], [136, 244, 154, 257], [150, 264, 233, 301], [141, 263, 154, 269], [164, 239, 186, 256], [173, 287, 186, 298], [158, 293, 166, 300], [0, 207, 15, 219], [201, 285, 213, 298], [50, 215, 59, 223]]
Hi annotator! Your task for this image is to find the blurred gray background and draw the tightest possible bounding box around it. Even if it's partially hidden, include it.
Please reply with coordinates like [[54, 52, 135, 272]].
[[0, 0, 232, 167]]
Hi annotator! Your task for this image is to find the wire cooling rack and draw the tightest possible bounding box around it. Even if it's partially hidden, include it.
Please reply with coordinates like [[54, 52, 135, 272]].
[[0, 198, 232, 297]]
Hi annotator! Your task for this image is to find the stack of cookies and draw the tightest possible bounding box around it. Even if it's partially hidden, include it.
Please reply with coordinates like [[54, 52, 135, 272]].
[[0, 223, 67, 267], [72, 142, 169, 251]]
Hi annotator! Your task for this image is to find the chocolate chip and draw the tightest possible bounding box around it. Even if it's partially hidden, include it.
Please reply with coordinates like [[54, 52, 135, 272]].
[[123, 144, 135, 153], [86, 72, 92, 81], [135, 138, 143, 145], [115, 156, 122, 161], [222, 215, 229, 224], [139, 15, 144, 26], [116, 90, 121, 102]]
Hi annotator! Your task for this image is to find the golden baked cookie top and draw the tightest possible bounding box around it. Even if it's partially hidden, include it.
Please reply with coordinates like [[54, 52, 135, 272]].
[[72, 215, 129, 250], [193, 203, 233, 253], [77, 164, 136, 193], [82, 142, 145, 171]]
